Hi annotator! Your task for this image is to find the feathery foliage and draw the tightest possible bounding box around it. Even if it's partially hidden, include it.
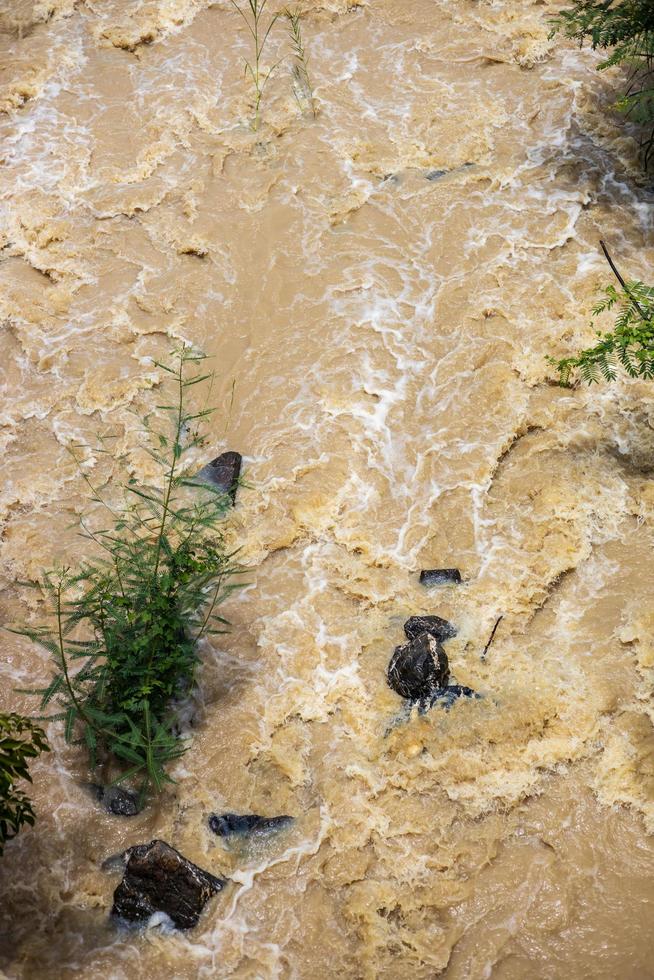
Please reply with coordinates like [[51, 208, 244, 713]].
[[0, 713, 49, 855], [552, 1, 654, 167], [285, 8, 317, 118], [550, 245, 654, 384], [229, 0, 282, 131], [15, 348, 241, 801]]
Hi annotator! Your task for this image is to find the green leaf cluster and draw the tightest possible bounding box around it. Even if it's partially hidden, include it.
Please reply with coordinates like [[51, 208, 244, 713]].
[[16, 347, 242, 801], [0, 713, 49, 855], [550, 277, 654, 384], [551, 1, 654, 167]]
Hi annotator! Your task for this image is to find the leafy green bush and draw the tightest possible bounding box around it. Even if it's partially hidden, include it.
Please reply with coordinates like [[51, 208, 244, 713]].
[[16, 348, 241, 801], [0, 713, 49, 855], [550, 244, 654, 384], [552, 1, 654, 167]]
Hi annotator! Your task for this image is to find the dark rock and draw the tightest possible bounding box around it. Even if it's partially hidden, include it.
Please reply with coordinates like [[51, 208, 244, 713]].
[[208, 813, 293, 838], [93, 784, 139, 817], [421, 684, 480, 712], [195, 451, 242, 504], [111, 839, 226, 930], [404, 615, 457, 644], [425, 169, 448, 181], [419, 568, 462, 586], [387, 633, 450, 701]]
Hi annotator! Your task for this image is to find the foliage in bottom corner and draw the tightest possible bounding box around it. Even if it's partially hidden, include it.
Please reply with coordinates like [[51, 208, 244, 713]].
[[14, 347, 242, 804], [0, 713, 49, 855]]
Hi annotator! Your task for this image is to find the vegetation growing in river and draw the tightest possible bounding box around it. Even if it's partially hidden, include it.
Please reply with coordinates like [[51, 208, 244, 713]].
[[550, 243, 654, 384], [285, 8, 317, 118], [229, 0, 282, 131], [17, 349, 241, 801], [0, 713, 49, 855], [552, 1, 654, 167]]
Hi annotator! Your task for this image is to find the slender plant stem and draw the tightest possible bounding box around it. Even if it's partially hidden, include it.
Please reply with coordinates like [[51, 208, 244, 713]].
[[599, 239, 649, 322], [152, 353, 184, 583]]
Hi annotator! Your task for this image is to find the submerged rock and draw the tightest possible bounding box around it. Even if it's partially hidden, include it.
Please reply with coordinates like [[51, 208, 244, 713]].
[[208, 813, 293, 838], [421, 684, 480, 712], [101, 851, 129, 873], [403, 615, 457, 643], [195, 450, 242, 504], [93, 784, 139, 817], [419, 568, 462, 586], [425, 168, 448, 181], [387, 632, 450, 701], [111, 839, 226, 930]]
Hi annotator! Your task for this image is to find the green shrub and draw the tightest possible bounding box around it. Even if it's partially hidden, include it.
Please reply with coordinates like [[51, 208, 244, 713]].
[[0, 713, 49, 855], [552, 1, 654, 167], [550, 244, 654, 384], [16, 348, 242, 801]]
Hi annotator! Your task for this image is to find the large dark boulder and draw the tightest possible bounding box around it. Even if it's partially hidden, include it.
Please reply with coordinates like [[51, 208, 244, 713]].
[[403, 615, 457, 643], [111, 839, 226, 930], [209, 813, 293, 838], [195, 451, 242, 504], [387, 633, 450, 701], [419, 568, 462, 586]]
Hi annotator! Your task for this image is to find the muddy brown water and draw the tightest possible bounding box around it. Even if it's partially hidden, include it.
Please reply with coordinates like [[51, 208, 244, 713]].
[[1, 0, 654, 977]]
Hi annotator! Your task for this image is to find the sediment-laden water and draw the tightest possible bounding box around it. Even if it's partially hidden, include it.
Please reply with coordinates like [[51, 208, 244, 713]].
[[1, 1, 654, 977]]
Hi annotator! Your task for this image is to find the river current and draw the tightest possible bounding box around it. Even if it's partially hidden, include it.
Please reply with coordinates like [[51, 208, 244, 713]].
[[1, 1, 654, 977]]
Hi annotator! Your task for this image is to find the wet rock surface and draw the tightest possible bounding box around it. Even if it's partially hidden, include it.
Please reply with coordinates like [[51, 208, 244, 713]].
[[387, 632, 450, 701], [208, 813, 293, 838], [421, 684, 480, 712], [93, 784, 139, 817], [404, 615, 457, 643], [195, 450, 242, 504], [419, 568, 462, 586], [111, 839, 226, 930]]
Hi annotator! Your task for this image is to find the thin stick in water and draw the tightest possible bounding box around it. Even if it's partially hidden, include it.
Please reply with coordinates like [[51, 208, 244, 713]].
[[481, 615, 503, 660], [599, 239, 649, 322]]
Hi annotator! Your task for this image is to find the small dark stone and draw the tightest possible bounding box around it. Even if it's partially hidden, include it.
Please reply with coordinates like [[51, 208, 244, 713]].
[[387, 633, 450, 701], [101, 851, 129, 873], [419, 568, 462, 586], [420, 684, 480, 713], [426, 169, 448, 181], [404, 615, 457, 644], [196, 451, 242, 504], [93, 784, 139, 817], [111, 839, 226, 930], [208, 813, 293, 838]]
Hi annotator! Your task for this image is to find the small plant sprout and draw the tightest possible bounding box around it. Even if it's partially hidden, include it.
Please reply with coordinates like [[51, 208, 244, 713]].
[[285, 7, 317, 118], [229, 0, 283, 131]]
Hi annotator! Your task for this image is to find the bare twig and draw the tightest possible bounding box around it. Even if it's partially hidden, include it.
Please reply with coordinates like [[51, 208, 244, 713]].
[[480, 615, 503, 661]]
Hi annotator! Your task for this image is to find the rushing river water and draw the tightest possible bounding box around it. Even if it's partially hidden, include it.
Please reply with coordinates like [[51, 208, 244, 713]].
[[1, 0, 654, 977]]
